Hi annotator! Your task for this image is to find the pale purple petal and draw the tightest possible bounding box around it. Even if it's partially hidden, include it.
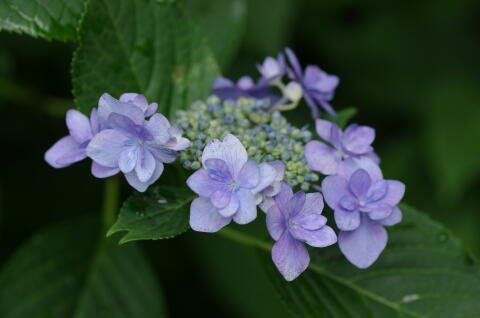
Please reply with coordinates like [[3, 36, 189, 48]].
[[337, 157, 383, 183], [218, 194, 240, 217], [379, 206, 403, 226], [90, 108, 101, 134], [124, 161, 164, 192], [285, 47, 303, 78], [366, 180, 388, 202], [98, 93, 145, 126], [249, 162, 276, 194], [145, 103, 158, 117], [272, 232, 309, 281], [187, 169, 226, 197], [342, 124, 375, 155], [146, 144, 178, 163], [339, 195, 358, 211], [339, 215, 388, 268], [304, 140, 340, 175], [91, 162, 119, 178], [134, 148, 156, 182], [45, 136, 85, 168], [237, 160, 260, 189], [213, 77, 234, 89], [315, 119, 334, 141], [378, 180, 405, 206], [321, 175, 349, 209], [204, 158, 232, 182], [87, 129, 130, 167], [107, 113, 138, 138], [145, 113, 171, 144], [233, 189, 257, 224], [335, 208, 361, 231], [290, 225, 337, 248], [202, 134, 248, 177], [66, 110, 92, 143], [304, 65, 339, 93], [284, 191, 306, 218], [298, 193, 324, 217], [189, 197, 231, 233], [237, 76, 254, 89], [259, 197, 276, 213], [349, 169, 371, 199], [266, 205, 286, 240], [368, 203, 393, 220], [294, 214, 327, 231], [210, 189, 232, 209], [118, 146, 138, 173]]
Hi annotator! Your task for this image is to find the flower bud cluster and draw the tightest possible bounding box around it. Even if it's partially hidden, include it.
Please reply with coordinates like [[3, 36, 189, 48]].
[[173, 96, 319, 190]]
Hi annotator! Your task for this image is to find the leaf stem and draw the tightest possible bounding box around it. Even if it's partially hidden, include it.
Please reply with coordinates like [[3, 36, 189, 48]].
[[102, 176, 120, 229]]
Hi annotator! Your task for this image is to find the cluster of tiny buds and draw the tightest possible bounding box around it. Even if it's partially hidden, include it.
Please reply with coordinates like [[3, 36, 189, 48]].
[[173, 96, 319, 190]]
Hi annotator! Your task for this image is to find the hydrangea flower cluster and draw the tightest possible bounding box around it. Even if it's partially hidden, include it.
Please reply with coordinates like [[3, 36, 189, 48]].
[[45, 93, 189, 192], [173, 96, 319, 190], [44, 48, 406, 282], [212, 48, 339, 118]]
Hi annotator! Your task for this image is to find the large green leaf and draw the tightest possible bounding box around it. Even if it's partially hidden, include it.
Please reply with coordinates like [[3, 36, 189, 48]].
[[72, 0, 219, 116], [261, 204, 480, 317], [0, 0, 85, 41], [0, 216, 166, 318], [183, 0, 247, 69], [108, 185, 194, 244]]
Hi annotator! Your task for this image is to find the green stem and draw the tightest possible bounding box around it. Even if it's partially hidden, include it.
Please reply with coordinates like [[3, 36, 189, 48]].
[[102, 176, 120, 228], [217, 227, 272, 251]]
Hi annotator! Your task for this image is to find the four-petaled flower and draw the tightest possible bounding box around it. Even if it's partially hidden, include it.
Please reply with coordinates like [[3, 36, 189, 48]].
[[266, 183, 337, 281], [285, 48, 339, 118], [305, 118, 377, 175], [322, 157, 405, 268], [87, 93, 189, 192], [187, 134, 277, 232]]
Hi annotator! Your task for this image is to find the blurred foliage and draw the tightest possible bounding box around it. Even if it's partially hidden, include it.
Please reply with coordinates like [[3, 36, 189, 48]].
[[1, 0, 480, 317]]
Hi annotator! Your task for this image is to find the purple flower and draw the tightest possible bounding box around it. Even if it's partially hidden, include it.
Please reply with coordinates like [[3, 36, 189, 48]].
[[187, 134, 277, 232], [321, 157, 405, 268], [285, 48, 339, 118], [119, 93, 158, 117], [256, 53, 286, 81], [211, 76, 277, 101], [87, 94, 189, 192], [305, 119, 377, 175], [266, 183, 337, 281]]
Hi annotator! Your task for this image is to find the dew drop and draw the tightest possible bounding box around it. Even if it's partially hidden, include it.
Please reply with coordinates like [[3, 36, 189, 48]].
[[401, 294, 420, 303], [157, 199, 167, 204]]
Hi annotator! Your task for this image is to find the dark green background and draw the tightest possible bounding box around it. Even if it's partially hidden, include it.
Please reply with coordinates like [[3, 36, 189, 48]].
[[1, 0, 479, 316]]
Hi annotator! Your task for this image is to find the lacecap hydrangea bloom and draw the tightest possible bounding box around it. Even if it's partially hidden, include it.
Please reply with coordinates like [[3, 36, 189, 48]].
[[45, 93, 189, 192], [266, 183, 337, 281], [187, 134, 278, 232], [305, 118, 378, 175], [322, 157, 405, 268]]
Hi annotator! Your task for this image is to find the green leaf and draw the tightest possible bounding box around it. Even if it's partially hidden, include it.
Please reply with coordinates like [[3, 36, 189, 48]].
[[0, 0, 85, 41], [0, 215, 166, 318], [183, 0, 247, 68], [262, 204, 480, 317], [108, 185, 195, 244], [72, 0, 219, 116]]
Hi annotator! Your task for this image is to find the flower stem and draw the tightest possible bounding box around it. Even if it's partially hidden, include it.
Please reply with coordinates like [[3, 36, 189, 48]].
[[102, 176, 120, 229], [217, 227, 272, 251]]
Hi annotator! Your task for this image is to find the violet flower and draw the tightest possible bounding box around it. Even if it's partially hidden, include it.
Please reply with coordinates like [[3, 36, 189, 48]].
[[322, 157, 405, 268], [285, 48, 339, 118], [305, 118, 377, 175], [266, 183, 337, 281], [211, 76, 277, 101], [87, 94, 189, 192], [187, 134, 277, 232]]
